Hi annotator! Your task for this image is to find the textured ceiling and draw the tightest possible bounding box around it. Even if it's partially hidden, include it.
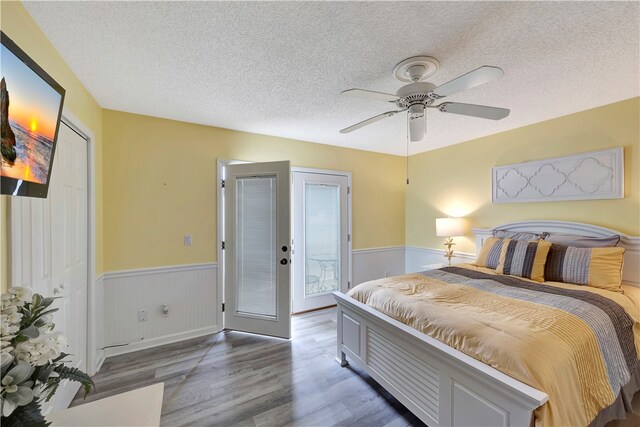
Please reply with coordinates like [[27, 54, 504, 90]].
[[23, 1, 640, 156]]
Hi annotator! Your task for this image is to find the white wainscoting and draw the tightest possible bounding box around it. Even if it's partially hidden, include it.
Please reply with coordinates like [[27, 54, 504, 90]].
[[352, 246, 406, 287], [406, 247, 476, 274], [103, 263, 219, 357]]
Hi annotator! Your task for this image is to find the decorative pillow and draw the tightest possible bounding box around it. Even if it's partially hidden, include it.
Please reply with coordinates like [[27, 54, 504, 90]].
[[496, 239, 552, 282], [475, 237, 506, 269], [492, 229, 548, 241], [545, 233, 620, 248], [545, 244, 626, 292]]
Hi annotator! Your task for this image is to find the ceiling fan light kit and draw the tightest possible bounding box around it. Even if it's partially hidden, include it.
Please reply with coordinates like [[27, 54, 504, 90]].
[[340, 55, 510, 143]]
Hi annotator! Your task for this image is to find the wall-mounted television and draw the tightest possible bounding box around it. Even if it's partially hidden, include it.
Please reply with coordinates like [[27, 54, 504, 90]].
[[1, 31, 65, 198]]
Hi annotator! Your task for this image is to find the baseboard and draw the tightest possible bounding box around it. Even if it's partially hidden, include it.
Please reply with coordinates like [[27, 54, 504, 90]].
[[94, 350, 106, 373], [105, 325, 221, 358]]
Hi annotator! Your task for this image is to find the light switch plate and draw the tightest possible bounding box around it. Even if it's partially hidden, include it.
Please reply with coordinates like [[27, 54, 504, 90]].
[[184, 235, 192, 246], [138, 310, 147, 322]]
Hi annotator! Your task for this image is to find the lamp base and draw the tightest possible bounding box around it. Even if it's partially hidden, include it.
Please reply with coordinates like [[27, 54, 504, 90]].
[[443, 237, 456, 266]]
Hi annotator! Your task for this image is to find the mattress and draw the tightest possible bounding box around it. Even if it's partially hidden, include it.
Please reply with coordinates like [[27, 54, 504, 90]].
[[347, 264, 640, 427]]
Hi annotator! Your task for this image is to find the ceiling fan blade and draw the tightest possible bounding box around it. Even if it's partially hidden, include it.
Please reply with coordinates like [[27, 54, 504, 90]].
[[340, 88, 398, 103], [432, 66, 504, 98], [340, 109, 405, 133], [438, 102, 510, 120]]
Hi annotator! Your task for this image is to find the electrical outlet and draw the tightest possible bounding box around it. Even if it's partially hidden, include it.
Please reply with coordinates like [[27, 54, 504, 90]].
[[138, 310, 147, 322], [161, 304, 170, 318], [184, 235, 192, 246]]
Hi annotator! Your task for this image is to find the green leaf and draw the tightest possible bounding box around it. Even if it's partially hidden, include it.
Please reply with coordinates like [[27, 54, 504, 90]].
[[37, 365, 56, 383], [1, 400, 50, 427], [31, 294, 43, 308], [31, 309, 59, 324], [51, 352, 69, 364], [40, 298, 56, 308], [45, 385, 59, 403], [6, 361, 35, 384], [52, 365, 94, 397], [18, 325, 39, 339]]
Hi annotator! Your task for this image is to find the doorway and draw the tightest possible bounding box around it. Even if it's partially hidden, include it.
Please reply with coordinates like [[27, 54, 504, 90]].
[[291, 168, 351, 314], [216, 162, 352, 335]]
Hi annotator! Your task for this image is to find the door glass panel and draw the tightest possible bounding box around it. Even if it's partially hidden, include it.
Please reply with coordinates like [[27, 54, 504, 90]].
[[235, 175, 277, 317], [305, 183, 340, 296]]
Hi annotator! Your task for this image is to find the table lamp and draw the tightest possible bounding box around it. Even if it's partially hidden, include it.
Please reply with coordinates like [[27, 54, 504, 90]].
[[435, 217, 464, 265]]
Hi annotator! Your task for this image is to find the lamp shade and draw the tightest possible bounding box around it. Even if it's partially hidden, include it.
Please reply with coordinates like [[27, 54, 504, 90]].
[[435, 217, 464, 237]]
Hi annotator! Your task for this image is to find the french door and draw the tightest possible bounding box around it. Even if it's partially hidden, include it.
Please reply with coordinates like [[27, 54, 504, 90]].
[[223, 161, 291, 339], [292, 171, 349, 314]]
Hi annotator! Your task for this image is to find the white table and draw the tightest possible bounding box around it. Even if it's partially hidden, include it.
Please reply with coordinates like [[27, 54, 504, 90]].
[[47, 383, 164, 426]]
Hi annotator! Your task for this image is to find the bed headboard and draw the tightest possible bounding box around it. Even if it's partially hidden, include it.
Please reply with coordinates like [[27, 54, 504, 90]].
[[473, 220, 640, 287]]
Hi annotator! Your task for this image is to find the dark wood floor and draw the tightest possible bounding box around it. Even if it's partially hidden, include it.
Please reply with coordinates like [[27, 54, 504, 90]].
[[73, 308, 424, 426]]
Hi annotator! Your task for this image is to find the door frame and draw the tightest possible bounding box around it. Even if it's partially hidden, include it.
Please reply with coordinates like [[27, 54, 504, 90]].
[[7, 109, 99, 377], [216, 159, 250, 330], [60, 110, 100, 376], [291, 167, 353, 298]]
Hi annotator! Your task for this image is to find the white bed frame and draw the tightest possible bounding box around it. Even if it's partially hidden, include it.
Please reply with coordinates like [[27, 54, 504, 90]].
[[334, 220, 640, 427]]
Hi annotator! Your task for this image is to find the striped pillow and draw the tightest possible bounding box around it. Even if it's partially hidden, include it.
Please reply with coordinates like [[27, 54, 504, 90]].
[[496, 239, 552, 282], [545, 244, 626, 292], [475, 237, 506, 269]]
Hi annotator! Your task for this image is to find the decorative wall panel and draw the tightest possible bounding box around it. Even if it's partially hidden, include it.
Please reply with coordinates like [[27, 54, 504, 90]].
[[492, 147, 623, 203]]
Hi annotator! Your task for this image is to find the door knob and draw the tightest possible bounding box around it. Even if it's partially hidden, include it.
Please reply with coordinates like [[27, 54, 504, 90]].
[[280, 258, 288, 265]]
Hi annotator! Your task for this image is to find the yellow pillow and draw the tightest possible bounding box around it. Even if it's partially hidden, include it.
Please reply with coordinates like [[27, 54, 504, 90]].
[[496, 239, 552, 282], [475, 237, 505, 269]]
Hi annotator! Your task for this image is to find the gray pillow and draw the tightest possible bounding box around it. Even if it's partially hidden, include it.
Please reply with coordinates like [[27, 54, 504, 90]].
[[492, 229, 547, 241], [544, 233, 620, 248]]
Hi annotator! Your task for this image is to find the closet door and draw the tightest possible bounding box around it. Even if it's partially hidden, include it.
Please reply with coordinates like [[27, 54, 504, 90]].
[[9, 122, 88, 412]]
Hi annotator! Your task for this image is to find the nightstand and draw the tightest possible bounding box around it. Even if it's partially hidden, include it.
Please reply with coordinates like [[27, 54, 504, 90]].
[[421, 263, 446, 271]]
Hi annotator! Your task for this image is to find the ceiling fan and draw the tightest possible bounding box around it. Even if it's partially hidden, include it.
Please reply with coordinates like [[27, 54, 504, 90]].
[[340, 56, 510, 142]]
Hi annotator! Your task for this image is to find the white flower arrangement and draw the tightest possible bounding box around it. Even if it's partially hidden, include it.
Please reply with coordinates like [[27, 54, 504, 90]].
[[0, 287, 93, 426]]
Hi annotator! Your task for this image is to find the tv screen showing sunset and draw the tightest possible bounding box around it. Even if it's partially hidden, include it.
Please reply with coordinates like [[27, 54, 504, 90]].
[[1, 44, 63, 184]]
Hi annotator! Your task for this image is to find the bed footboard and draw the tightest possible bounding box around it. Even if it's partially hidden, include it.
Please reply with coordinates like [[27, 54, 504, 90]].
[[334, 292, 547, 427]]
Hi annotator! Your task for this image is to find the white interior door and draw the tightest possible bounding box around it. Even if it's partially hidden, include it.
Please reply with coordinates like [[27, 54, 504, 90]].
[[292, 171, 349, 314], [10, 122, 88, 413], [224, 161, 291, 339], [49, 123, 88, 410]]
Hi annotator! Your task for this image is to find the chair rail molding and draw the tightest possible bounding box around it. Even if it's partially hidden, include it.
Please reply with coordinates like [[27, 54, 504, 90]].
[[492, 147, 623, 203]]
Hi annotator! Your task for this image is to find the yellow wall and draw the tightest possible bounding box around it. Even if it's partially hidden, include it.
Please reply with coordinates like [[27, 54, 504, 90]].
[[1, 1, 104, 292], [406, 97, 640, 254], [1, 0, 638, 283], [102, 110, 406, 271]]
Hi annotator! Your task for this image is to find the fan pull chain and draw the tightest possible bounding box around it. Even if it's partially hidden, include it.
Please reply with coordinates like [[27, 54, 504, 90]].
[[406, 113, 410, 185]]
